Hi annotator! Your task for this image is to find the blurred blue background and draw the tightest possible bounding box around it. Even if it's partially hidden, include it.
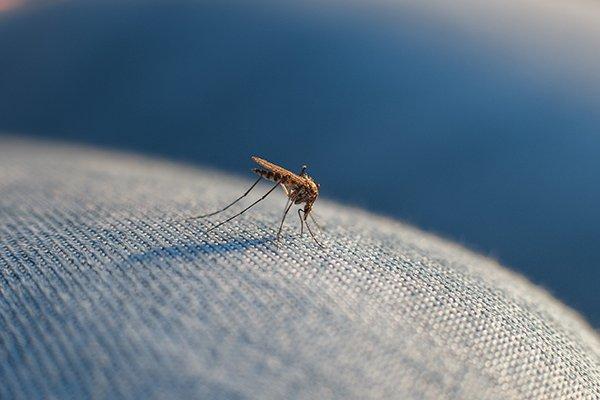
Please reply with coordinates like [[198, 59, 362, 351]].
[[1, 0, 599, 326]]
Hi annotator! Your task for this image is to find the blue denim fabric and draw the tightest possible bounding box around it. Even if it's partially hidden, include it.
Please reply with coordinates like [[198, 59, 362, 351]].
[[1, 0, 600, 326], [1, 138, 599, 399]]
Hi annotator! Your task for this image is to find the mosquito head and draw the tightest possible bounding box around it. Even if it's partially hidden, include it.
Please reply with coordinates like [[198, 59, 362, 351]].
[[304, 175, 319, 195]]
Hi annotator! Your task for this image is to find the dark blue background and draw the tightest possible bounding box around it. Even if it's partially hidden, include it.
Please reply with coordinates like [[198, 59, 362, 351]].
[[1, 0, 599, 326]]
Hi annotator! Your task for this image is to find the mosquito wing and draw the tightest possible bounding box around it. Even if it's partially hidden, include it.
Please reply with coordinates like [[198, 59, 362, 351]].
[[252, 156, 303, 182]]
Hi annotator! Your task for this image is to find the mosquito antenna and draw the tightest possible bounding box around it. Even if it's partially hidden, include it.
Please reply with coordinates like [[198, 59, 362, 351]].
[[187, 176, 262, 220], [206, 180, 281, 233], [276, 197, 296, 243]]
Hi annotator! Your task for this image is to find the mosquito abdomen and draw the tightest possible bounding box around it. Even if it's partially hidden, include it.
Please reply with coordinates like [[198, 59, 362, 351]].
[[252, 168, 285, 183]]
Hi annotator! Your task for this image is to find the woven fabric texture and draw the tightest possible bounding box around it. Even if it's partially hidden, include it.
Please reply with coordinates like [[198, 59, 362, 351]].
[[1, 138, 599, 399]]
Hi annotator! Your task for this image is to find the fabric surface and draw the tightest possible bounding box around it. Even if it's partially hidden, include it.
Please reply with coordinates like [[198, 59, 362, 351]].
[[3, 0, 600, 328], [0, 137, 599, 400]]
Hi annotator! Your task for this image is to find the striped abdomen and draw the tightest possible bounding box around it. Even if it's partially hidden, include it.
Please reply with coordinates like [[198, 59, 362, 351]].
[[252, 168, 288, 183]]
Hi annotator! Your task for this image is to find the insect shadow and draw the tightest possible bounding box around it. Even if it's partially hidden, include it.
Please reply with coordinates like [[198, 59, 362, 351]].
[[125, 237, 273, 265]]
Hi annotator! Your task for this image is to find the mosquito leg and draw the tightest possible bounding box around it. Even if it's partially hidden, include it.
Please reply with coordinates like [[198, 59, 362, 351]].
[[297, 209, 304, 235], [206, 180, 281, 233], [305, 218, 324, 248], [299, 210, 324, 248], [187, 176, 262, 220], [308, 212, 323, 233], [276, 197, 296, 243], [283, 196, 292, 212], [277, 197, 292, 239]]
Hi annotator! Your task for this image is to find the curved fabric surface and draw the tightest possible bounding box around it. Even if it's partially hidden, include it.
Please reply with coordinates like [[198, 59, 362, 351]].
[[2, 0, 600, 328], [0, 137, 599, 399]]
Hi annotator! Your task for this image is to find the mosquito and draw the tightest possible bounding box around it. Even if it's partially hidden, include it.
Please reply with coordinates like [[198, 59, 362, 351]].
[[187, 156, 323, 247]]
